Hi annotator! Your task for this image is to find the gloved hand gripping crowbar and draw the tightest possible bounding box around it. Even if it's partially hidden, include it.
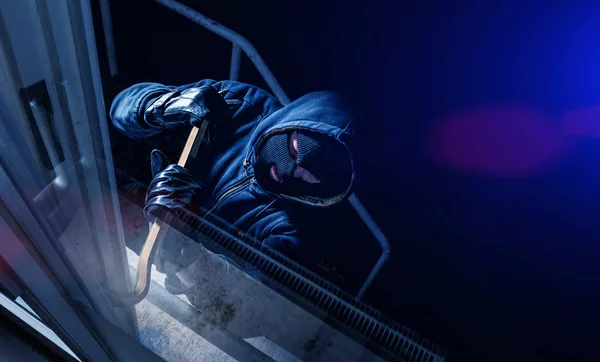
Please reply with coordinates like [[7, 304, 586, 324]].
[[107, 119, 209, 305]]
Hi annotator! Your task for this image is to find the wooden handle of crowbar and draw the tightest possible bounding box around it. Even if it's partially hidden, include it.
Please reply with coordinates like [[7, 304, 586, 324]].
[[108, 121, 209, 305]]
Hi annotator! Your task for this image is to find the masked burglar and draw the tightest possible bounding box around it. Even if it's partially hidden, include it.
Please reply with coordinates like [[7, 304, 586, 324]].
[[110, 80, 355, 292]]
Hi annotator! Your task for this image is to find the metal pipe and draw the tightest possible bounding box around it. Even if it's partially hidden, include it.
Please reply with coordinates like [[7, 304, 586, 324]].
[[349, 193, 391, 299], [154, 0, 291, 104], [99, 0, 118, 76], [229, 44, 242, 81], [357, 253, 389, 299]]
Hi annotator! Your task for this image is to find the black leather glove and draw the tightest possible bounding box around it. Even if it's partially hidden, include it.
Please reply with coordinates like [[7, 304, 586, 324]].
[[144, 149, 203, 223], [144, 149, 203, 276], [144, 85, 228, 129]]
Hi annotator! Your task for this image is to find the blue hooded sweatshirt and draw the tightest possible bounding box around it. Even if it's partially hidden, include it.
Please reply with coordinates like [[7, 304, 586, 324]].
[[110, 80, 355, 262]]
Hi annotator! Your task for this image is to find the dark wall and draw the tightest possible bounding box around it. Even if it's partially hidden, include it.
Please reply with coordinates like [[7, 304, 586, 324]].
[[106, 1, 600, 361]]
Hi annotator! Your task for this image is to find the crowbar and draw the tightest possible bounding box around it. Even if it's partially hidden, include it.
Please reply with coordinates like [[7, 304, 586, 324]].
[[107, 119, 209, 305]]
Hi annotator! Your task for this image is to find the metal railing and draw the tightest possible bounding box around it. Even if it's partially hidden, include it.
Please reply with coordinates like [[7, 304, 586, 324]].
[[99, 0, 391, 299]]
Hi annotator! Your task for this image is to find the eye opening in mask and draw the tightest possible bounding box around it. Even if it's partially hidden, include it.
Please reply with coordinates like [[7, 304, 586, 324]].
[[288, 131, 299, 160], [289, 131, 324, 184]]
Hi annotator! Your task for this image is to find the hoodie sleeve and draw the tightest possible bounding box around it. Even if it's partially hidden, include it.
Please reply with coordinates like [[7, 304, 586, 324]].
[[261, 218, 320, 270], [109, 79, 217, 139], [262, 225, 302, 257]]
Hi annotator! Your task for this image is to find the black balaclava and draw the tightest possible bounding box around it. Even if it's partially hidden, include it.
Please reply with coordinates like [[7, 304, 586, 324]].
[[254, 130, 352, 199]]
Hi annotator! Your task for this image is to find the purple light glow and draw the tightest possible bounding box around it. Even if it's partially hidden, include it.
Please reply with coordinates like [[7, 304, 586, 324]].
[[561, 106, 600, 139], [428, 106, 569, 177]]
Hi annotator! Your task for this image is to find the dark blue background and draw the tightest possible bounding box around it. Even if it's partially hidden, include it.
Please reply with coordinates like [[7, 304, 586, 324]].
[[102, 1, 600, 361]]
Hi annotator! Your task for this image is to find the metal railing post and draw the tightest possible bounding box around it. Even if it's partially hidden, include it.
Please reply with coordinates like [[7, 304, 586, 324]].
[[99, 0, 118, 76], [229, 44, 241, 81], [349, 194, 391, 298]]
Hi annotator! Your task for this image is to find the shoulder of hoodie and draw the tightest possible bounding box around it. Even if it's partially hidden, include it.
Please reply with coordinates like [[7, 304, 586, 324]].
[[210, 80, 284, 118]]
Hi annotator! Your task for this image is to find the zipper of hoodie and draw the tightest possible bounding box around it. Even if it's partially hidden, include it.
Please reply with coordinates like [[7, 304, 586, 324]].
[[205, 159, 254, 217]]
